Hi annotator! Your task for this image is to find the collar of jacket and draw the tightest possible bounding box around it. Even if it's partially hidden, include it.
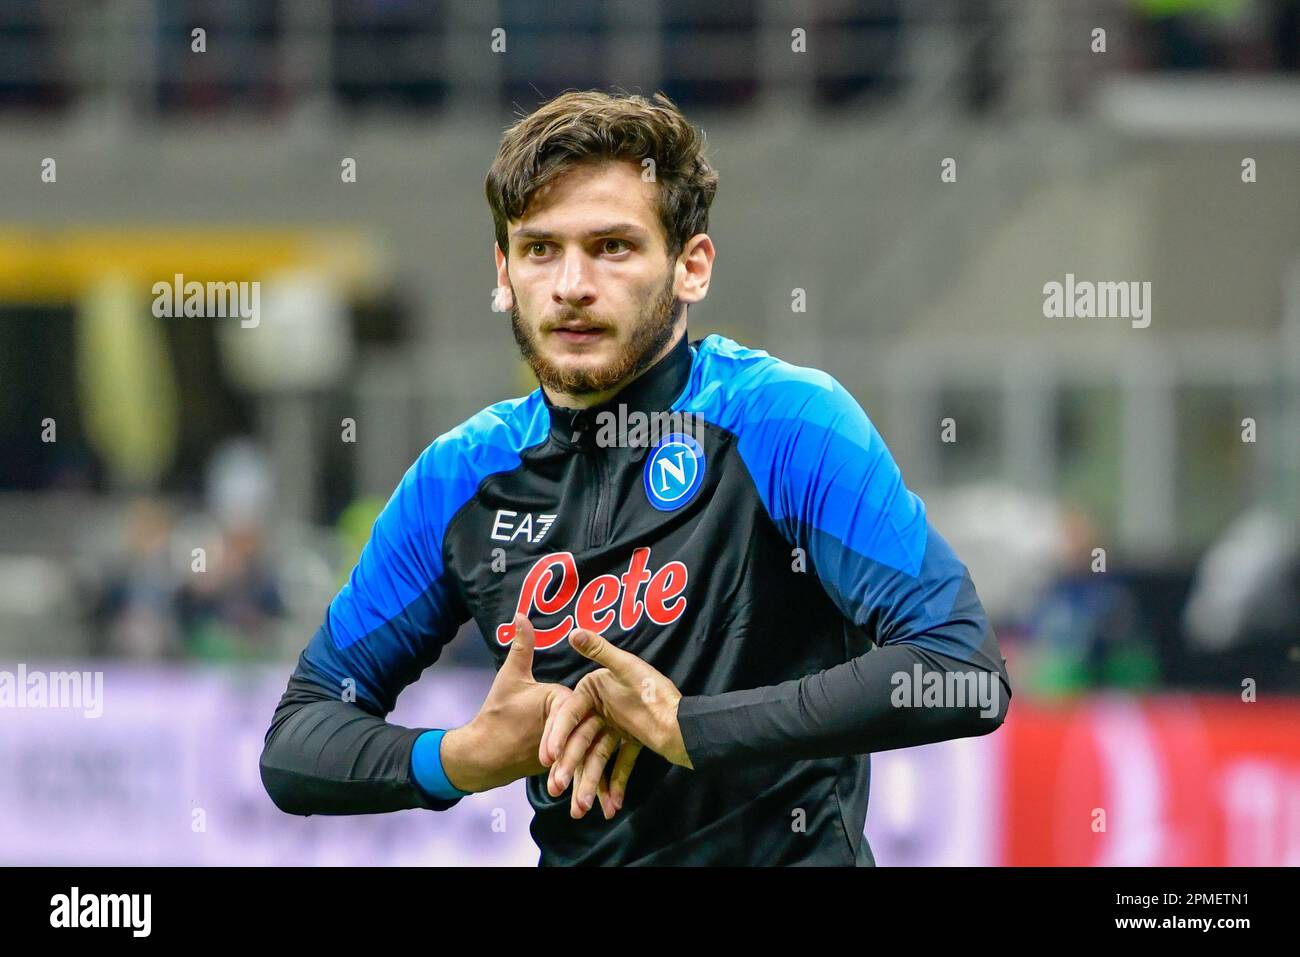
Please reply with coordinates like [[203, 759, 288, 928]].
[[542, 332, 693, 451]]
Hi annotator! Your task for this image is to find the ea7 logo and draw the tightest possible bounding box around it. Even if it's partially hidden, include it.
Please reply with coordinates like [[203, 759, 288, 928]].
[[490, 510, 557, 544]]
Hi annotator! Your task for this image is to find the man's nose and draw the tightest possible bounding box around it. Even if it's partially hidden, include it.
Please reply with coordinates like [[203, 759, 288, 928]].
[[553, 250, 596, 305]]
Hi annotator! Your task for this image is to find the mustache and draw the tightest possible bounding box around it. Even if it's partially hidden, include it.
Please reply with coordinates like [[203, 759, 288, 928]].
[[542, 314, 610, 332]]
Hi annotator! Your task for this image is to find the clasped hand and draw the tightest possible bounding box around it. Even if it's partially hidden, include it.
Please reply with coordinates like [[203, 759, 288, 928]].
[[444, 614, 691, 822], [539, 621, 693, 819]]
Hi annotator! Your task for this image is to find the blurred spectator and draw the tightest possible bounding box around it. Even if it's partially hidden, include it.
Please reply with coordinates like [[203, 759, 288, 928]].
[[178, 521, 285, 660], [90, 498, 183, 659], [177, 439, 285, 660], [1017, 504, 1160, 695], [1180, 506, 1300, 690]]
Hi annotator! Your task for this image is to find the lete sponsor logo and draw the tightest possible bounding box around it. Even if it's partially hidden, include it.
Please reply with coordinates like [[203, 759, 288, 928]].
[[495, 547, 688, 649]]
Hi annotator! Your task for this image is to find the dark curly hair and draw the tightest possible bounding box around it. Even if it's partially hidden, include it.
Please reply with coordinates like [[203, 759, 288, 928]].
[[486, 89, 719, 263]]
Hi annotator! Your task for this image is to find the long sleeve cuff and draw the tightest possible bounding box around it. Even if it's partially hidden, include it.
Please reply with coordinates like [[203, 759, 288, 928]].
[[411, 729, 473, 803]]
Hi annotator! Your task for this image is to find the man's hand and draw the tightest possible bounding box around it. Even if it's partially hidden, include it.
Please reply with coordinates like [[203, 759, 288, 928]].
[[540, 628, 693, 818], [440, 614, 576, 795]]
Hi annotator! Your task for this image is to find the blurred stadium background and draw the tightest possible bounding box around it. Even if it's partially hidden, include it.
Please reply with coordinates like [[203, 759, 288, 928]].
[[0, 0, 1298, 865]]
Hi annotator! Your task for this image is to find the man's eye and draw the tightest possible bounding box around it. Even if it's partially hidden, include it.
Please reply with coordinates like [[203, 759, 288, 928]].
[[602, 239, 630, 254], [527, 242, 549, 257]]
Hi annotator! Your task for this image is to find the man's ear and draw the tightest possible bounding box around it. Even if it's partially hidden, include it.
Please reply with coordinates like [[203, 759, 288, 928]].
[[675, 233, 714, 305], [493, 243, 514, 312]]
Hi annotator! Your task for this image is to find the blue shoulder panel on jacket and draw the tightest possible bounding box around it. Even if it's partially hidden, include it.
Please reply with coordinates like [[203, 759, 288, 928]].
[[299, 390, 550, 713], [678, 335, 991, 665]]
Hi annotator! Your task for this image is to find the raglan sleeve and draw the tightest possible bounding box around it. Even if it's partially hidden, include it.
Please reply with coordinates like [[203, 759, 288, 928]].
[[674, 372, 1012, 771], [259, 437, 474, 815]]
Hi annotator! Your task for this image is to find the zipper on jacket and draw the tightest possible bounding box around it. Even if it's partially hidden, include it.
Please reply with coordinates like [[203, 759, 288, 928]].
[[587, 448, 610, 548]]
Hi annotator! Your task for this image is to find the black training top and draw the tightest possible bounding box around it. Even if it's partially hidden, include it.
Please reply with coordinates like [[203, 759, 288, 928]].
[[260, 332, 1011, 865]]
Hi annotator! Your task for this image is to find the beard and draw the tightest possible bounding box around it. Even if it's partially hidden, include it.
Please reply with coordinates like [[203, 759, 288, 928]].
[[510, 270, 683, 396]]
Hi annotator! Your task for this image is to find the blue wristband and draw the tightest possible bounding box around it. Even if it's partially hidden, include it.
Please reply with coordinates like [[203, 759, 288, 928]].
[[411, 729, 472, 801]]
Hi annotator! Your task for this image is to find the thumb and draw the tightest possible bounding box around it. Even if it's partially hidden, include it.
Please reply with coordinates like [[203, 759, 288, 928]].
[[501, 614, 536, 677], [569, 628, 636, 673]]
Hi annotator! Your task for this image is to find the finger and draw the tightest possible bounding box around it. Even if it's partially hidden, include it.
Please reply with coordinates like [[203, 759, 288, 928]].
[[551, 711, 601, 798], [569, 759, 584, 818], [544, 678, 598, 768], [595, 769, 616, 820], [538, 685, 571, 766], [499, 614, 536, 679], [608, 739, 643, 809], [540, 708, 555, 767], [572, 727, 619, 819], [569, 628, 642, 675], [548, 712, 602, 798]]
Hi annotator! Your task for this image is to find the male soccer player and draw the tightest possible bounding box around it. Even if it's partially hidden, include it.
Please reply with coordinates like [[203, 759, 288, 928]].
[[260, 90, 1011, 865]]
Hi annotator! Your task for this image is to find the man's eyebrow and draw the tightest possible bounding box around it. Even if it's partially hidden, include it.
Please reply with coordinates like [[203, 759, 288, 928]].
[[511, 223, 650, 242]]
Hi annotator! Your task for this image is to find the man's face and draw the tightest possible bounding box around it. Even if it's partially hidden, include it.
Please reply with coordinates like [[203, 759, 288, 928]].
[[496, 160, 685, 398]]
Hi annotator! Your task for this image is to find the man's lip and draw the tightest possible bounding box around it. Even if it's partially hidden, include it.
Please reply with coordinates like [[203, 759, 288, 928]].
[[552, 328, 605, 344]]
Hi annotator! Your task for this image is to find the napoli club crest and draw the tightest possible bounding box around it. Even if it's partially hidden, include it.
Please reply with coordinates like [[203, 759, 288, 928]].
[[644, 432, 706, 511]]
